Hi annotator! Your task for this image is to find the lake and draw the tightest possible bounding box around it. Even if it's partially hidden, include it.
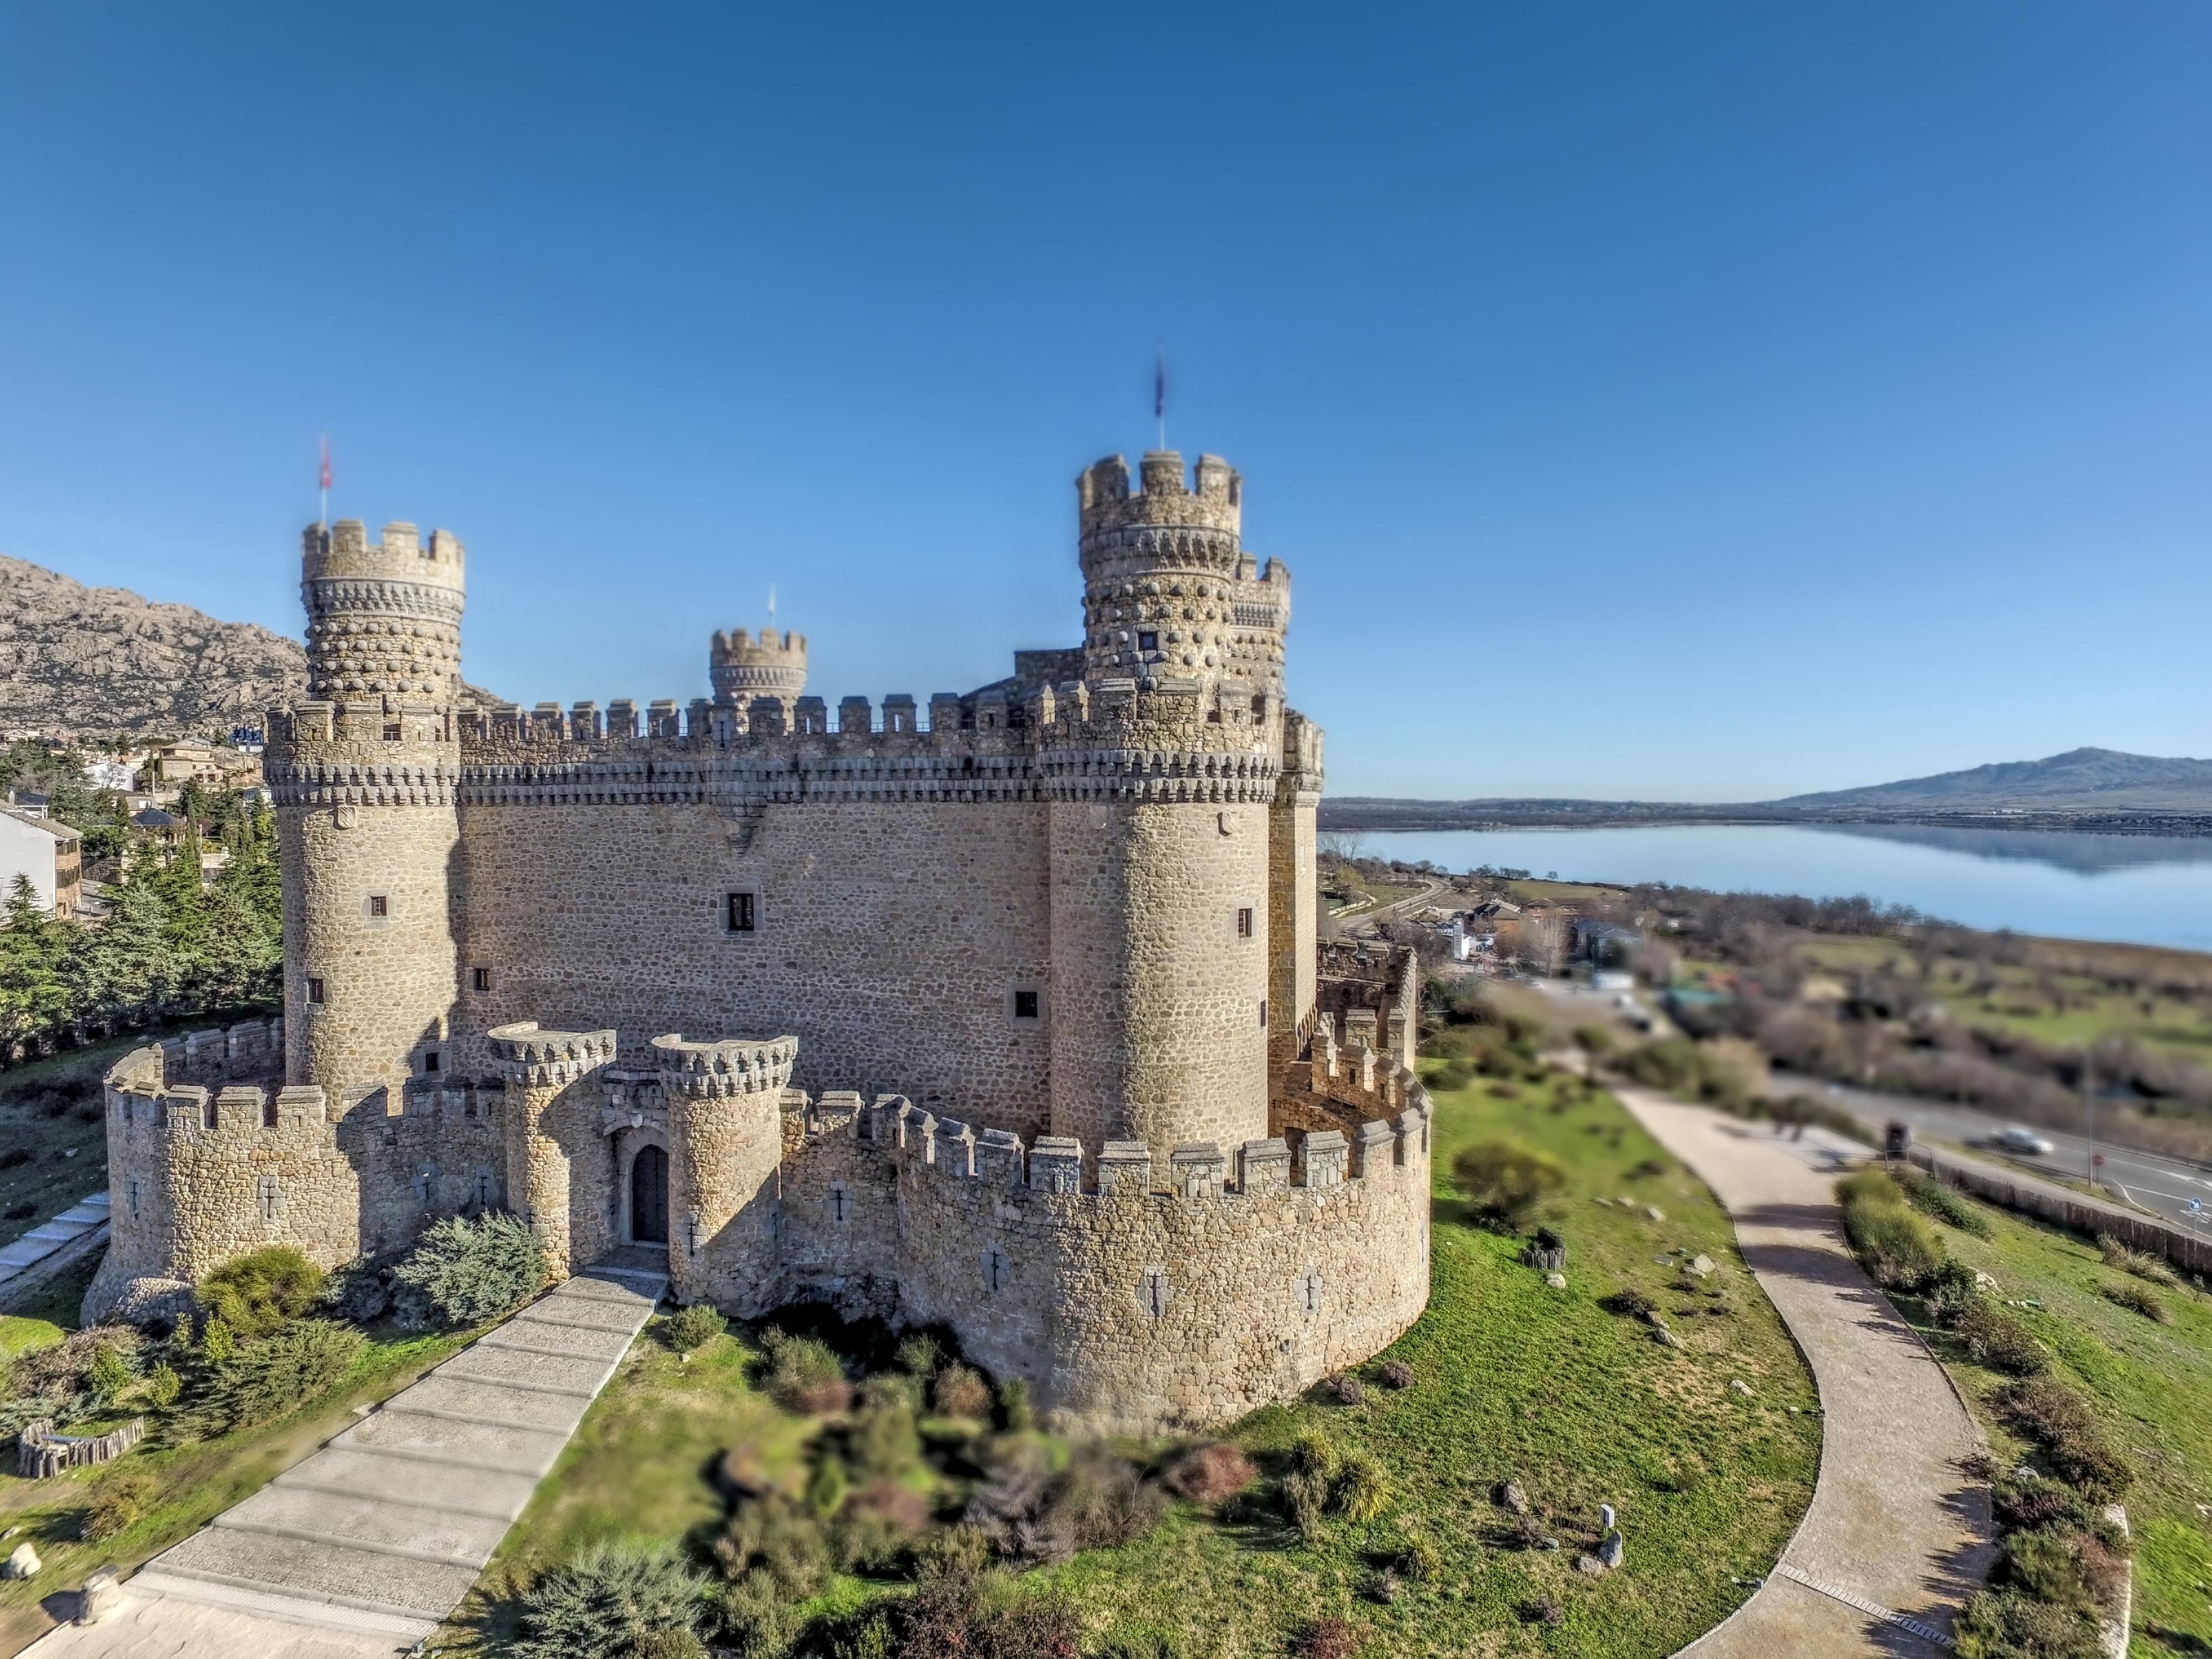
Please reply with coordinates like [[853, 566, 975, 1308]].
[[1359, 823, 2212, 953]]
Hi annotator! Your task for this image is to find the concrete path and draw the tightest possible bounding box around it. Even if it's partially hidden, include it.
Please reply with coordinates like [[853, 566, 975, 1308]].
[[0, 1194, 108, 1301], [1613, 1086, 1995, 1657], [27, 1264, 666, 1657]]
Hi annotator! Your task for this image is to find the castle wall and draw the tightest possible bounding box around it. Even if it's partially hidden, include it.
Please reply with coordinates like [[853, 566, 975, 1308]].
[[457, 798, 1055, 1139]]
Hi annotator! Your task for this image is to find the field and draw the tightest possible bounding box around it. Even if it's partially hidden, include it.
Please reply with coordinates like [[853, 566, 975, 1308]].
[[1885, 1186, 2212, 1653], [447, 1062, 1820, 1657]]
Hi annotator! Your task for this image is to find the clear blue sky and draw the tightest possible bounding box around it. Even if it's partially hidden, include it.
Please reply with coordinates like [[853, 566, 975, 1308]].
[[2, 4, 2205, 800]]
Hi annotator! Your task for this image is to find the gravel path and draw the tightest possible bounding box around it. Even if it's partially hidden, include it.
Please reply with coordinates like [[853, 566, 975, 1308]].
[[1613, 1086, 1994, 1656]]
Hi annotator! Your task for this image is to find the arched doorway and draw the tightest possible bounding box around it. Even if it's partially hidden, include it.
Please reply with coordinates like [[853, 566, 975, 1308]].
[[630, 1144, 669, 1245]]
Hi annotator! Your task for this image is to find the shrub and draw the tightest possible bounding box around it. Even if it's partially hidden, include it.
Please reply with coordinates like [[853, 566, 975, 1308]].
[[846, 1376, 920, 1479], [718, 1570, 804, 1657], [2100, 1279, 2170, 1323], [1900, 1171, 1992, 1238], [718, 1491, 831, 1600], [390, 1213, 546, 1328], [144, 1361, 181, 1410], [186, 1319, 363, 1437], [1289, 1428, 1336, 1480], [511, 1540, 708, 1659], [81, 1471, 157, 1542], [1046, 1448, 1169, 1551], [1601, 1287, 1656, 1320], [894, 1333, 942, 1377], [832, 1481, 928, 1573], [1163, 1441, 1257, 1506], [1377, 1359, 1414, 1390], [1994, 1380, 2133, 1500], [1572, 1024, 1614, 1056], [765, 1335, 851, 1416], [1324, 1373, 1364, 1406], [2097, 1234, 2181, 1290], [805, 1454, 849, 1520], [998, 1376, 1034, 1432], [198, 1247, 326, 1339], [1838, 1180, 1945, 1292], [1954, 1587, 2103, 1659], [913, 1521, 993, 1582], [932, 1362, 993, 1422], [665, 1304, 726, 1354], [1282, 1468, 1331, 1541], [1332, 1451, 1390, 1522], [1298, 1616, 1363, 1659], [1947, 1300, 2047, 1376], [200, 1317, 234, 1365], [1450, 1140, 1567, 1231], [86, 1342, 132, 1406], [894, 1574, 1083, 1659], [318, 1255, 396, 1324]]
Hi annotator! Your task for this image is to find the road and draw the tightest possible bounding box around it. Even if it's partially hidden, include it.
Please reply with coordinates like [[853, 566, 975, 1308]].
[[1795, 1079, 2212, 1240]]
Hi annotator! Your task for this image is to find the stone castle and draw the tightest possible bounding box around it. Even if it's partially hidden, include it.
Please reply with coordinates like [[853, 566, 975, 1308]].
[[89, 450, 1432, 1433]]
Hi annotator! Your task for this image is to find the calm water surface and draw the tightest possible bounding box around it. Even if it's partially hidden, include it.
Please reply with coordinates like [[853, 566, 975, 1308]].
[[1361, 824, 2212, 953]]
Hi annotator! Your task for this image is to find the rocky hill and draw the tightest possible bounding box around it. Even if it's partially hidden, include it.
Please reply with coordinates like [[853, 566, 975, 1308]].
[[0, 553, 502, 738], [0, 554, 307, 738]]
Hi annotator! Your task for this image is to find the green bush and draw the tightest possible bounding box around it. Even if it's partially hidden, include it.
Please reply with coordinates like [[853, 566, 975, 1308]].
[[200, 1317, 234, 1364], [765, 1335, 851, 1416], [1994, 1379, 2134, 1500], [1332, 1450, 1390, 1522], [511, 1539, 708, 1659], [1450, 1140, 1567, 1232], [391, 1212, 547, 1328], [1282, 1468, 1331, 1540], [932, 1362, 992, 1422], [665, 1304, 726, 1354], [144, 1360, 181, 1410], [2099, 1278, 2170, 1324], [1947, 1299, 2047, 1376], [2096, 1234, 2180, 1290], [805, 1454, 849, 1521], [199, 1247, 326, 1339], [718, 1491, 832, 1601], [81, 1470, 157, 1541], [998, 1376, 1034, 1433], [1954, 1587, 2103, 1659], [1898, 1171, 1991, 1238], [86, 1342, 132, 1406], [185, 1319, 363, 1437], [1837, 1175, 1945, 1292], [846, 1376, 921, 1479], [894, 1333, 941, 1378]]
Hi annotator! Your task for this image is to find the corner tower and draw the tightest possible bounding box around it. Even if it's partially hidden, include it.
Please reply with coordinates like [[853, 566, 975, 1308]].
[[709, 627, 807, 724], [1046, 452, 1286, 1167], [267, 519, 466, 1100]]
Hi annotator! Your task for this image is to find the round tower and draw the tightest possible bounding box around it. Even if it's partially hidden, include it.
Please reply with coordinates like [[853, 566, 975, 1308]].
[[268, 519, 466, 1099], [656, 1034, 797, 1312], [709, 627, 808, 721], [1046, 452, 1284, 1168]]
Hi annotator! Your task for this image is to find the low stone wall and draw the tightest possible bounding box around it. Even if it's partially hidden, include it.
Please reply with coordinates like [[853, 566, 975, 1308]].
[[1908, 1145, 2212, 1276], [17, 1417, 145, 1479]]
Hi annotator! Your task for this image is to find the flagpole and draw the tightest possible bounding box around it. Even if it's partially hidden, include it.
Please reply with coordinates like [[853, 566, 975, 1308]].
[[319, 433, 330, 529], [1155, 345, 1167, 451]]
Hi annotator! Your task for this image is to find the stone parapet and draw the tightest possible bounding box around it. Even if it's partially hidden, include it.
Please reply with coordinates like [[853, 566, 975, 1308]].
[[651, 1034, 799, 1099], [487, 1022, 618, 1087]]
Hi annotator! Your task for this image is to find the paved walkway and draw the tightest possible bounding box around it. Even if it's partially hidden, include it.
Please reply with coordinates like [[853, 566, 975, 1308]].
[[1612, 1087, 1995, 1657], [0, 1193, 107, 1301], [27, 1264, 666, 1657]]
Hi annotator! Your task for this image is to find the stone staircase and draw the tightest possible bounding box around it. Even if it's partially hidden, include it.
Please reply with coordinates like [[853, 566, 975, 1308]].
[[125, 1264, 666, 1647], [0, 1191, 109, 1302]]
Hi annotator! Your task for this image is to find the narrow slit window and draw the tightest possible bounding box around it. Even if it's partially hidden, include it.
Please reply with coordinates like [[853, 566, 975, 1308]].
[[306, 976, 326, 1005], [472, 966, 492, 992], [1259, 999, 1269, 1029], [1237, 907, 1254, 938], [726, 891, 756, 933], [368, 894, 388, 918]]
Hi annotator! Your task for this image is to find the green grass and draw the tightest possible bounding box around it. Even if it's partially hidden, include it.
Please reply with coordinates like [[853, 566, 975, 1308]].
[[450, 1064, 1819, 1657], [0, 1317, 64, 1363], [1884, 1186, 2212, 1652], [0, 1035, 143, 1254]]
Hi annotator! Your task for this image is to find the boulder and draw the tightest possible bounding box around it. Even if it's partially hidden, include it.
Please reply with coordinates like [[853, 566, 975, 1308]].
[[1545, 1272, 1567, 1290], [3, 1543, 40, 1580], [1497, 1480, 1530, 1516], [1574, 1553, 1606, 1575], [1687, 1254, 1715, 1278], [112, 1277, 197, 1333], [1730, 1378, 1754, 1398], [1599, 1530, 1625, 1569], [1642, 1204, 1665, 1223], [76, 1566, 122, 1624]]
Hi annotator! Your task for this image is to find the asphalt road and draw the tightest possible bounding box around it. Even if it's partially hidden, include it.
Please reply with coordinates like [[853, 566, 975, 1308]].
[[1803, 1079, 2212, 1240]]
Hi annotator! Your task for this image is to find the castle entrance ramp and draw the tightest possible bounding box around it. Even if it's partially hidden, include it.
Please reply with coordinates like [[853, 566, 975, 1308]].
[[31, 1264, 666, 1656]]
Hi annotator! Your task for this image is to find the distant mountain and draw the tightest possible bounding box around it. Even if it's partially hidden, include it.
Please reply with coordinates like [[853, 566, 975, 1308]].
[[0, 554, 502, 739], [1773, 748, 2212, 814]]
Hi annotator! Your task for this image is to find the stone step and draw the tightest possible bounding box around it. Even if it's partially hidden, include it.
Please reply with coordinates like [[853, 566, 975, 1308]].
[[434, 1345, 615, 1397], [127, 1567, 439, 1641], [474, 1321, 638, 1364], [156, 1524, 483, 1619], [508, 1300, 654, 1335], [379, 1375, 591, 1435], [275, 1447, 539, 1520], [335, 1407, 571, 1477], [221, 1483, 513, 1564], [554, 1274, 663, 1310]]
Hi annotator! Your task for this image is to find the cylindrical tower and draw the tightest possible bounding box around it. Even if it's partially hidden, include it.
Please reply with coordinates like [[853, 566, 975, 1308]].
[[488, 1022, 617, 1280], [1047, 452, 1285, 1168], [655, 1034, 797, 1312], [267, 519, 466, 1098], [709, 627, 808, 721]]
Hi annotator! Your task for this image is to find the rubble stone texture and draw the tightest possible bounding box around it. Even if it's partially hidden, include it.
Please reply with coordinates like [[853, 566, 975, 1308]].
[[88, 452, 1433, 1433]]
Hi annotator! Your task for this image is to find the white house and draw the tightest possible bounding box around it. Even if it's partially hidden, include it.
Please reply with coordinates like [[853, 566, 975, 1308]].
[[0, 808, 83, 917]]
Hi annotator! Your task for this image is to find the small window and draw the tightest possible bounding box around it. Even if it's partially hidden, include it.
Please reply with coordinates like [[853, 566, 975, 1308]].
[[383, 722, 402, 741], [726, 891, 757, 933], [1137, 630, 1159, 653], [1259, 999, 1269, 1029], [1013, 989, 1040, 1021], [472, 966, 492, 992], [368, 894, 388, 918], [306, 976, 326, 1005], [1237, 907, 1254, 938], [423, 1051, 441, 1074]]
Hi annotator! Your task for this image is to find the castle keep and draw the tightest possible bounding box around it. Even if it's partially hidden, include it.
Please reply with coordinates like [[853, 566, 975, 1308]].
[[90, 451, 1433, 1433]]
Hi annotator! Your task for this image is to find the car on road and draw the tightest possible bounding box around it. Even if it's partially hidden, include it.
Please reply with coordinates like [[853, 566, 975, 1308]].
[[1992, 1125, 2057, 1156]]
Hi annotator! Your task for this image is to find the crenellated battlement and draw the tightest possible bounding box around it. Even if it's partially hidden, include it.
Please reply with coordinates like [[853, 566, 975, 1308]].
[[304, 519, 466, 591], [1077, 451, 1244, 541], [709, 625, 808, 711], [652, 1033, 799, 1099], [488, 1021, 618, 1087]]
